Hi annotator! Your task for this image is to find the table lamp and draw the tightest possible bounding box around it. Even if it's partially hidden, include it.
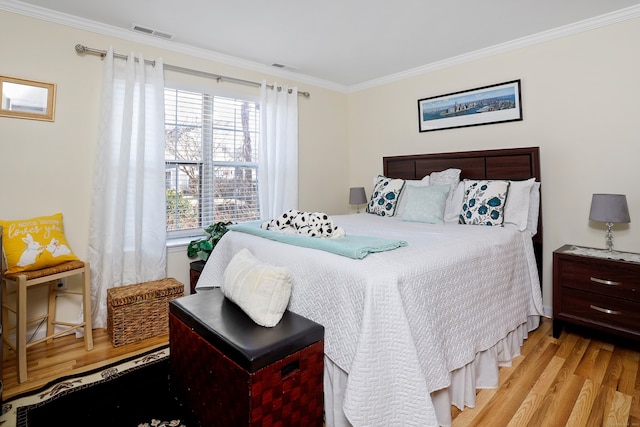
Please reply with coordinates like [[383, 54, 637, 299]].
[[589, 193, 630, 252], [349, 187, 367, 213]]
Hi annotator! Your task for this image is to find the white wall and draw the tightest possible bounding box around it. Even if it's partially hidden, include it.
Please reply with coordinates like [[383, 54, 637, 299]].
[[0, 10, 349, 327], [347, 17, 640, 313]]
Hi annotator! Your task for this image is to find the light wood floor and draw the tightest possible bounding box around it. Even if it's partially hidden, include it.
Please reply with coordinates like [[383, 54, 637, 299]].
[[2, 318, 639, 427], [1, 328, 169, 400], [451, 318, 640, 427]]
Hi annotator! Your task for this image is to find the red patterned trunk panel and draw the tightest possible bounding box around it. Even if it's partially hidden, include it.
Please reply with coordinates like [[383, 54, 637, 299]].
[[169, 313, 324, 426]]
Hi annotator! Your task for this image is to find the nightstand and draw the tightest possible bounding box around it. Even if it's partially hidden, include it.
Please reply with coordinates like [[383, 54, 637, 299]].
[[553, 244, 640, 341], [189, 260, 206, 295]]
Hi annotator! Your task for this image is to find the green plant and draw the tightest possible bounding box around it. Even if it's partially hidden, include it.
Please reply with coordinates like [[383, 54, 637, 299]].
[[187, 221, 232, 262]]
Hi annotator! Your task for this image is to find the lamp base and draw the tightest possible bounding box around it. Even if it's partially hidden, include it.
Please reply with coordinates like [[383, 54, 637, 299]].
[[605, 222, 614, 252]]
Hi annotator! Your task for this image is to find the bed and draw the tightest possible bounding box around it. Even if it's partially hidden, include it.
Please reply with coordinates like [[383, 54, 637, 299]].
[[196, 147, 545, 427]]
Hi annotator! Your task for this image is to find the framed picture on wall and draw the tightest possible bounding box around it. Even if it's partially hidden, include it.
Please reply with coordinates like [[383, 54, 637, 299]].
[[418, 80, 522, 132]]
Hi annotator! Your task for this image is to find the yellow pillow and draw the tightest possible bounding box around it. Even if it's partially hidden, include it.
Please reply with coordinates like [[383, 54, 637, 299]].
[[0, 213, 79, 274]]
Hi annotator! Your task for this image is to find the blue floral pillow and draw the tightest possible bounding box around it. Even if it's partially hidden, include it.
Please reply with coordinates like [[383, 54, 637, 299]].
[[367, 175, 406, 216], [459, 180, 510, 226]]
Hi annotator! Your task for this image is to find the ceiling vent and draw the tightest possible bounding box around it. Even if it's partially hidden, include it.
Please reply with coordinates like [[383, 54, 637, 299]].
[[130, 24, 175, 40], [271, 63, 298, 72]]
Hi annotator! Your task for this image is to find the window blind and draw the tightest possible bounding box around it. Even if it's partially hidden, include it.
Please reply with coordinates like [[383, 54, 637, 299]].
[[164, 88, 260, 237]]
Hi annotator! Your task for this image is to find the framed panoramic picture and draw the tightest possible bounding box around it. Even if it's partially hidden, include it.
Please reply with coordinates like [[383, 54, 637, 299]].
[[418, 80, 522, 132]]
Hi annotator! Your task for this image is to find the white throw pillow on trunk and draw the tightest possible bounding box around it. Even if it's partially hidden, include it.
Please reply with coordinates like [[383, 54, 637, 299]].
[[222, 248, 292, 327]]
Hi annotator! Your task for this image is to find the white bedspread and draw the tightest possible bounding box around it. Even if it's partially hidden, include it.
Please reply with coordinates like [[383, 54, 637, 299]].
[[197, 213, 544, 427]]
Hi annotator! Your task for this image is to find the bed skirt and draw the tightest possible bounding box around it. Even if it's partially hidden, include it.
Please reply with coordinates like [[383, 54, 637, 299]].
[[324, 315, 541, 427]]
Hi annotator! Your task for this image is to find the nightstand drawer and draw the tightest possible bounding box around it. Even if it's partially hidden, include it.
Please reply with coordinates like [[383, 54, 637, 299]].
[[554, 245, 640, 341], [557, 257, 640, 301], [560, 287, 640, 333]]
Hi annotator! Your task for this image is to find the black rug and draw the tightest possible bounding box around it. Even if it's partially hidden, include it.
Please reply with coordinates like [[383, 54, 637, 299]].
[[0, 347, 197, 427]]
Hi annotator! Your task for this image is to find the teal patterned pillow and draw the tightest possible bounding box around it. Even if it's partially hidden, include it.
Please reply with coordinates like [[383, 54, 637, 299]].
[[459, 180, 510, 226], [367, 175, 406, 216]]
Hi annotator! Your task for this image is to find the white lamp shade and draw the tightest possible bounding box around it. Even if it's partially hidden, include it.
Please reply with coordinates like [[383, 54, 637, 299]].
[[589, 194, 630, 223]]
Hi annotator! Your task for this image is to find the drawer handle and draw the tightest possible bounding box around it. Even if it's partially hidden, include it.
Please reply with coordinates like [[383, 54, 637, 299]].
[[590, 277, 621, 286], [590, 304, 621, 315]]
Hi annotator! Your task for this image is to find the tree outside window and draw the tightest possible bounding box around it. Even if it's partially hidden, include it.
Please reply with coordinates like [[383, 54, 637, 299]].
[[164, 88, 260, 237]]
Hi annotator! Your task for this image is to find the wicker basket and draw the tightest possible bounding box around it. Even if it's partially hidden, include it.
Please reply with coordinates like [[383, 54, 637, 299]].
[[107, 278, 184, 347]]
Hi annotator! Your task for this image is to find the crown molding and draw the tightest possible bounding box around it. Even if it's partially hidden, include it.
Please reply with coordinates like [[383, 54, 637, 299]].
[[2, 0, 640, 94], [0, 0, 348, 93], [349, 4, 640, 93]]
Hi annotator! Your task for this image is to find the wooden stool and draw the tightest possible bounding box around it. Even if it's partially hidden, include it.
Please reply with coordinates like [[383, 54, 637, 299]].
[[1, 260, 93, 383]]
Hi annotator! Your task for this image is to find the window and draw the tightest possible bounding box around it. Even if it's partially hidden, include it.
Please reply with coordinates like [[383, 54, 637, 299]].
[[164, 87, 260, 237]]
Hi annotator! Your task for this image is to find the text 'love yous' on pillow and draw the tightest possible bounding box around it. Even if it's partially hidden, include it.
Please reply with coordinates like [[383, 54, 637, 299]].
[[1, 213, 79, 274]]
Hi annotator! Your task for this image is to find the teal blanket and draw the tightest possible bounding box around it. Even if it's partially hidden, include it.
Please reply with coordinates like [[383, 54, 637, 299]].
[[228, 221, 407, 259]]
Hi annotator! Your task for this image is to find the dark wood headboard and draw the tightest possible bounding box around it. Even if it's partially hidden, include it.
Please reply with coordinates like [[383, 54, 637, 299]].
[[383, 146, 540, 182], [383, 147, 542, 282]]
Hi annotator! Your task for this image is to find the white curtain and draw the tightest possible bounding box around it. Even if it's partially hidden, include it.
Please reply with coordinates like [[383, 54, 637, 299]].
[[259, 82, 299, 219], [87, 48, 167, 329]]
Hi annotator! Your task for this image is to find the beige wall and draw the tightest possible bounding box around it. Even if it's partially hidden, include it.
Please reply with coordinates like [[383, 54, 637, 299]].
[[1, 8, 639, 323], [0, 10, 349, 325], [347, 17, 640, 313]]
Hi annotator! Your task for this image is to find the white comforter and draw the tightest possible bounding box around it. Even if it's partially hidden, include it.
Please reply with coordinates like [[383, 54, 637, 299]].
[[197, 213, 544, 427]]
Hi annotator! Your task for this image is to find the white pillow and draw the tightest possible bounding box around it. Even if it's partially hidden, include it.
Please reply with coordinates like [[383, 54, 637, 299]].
[[429, 168, 461, 187], [445, 181, 465, 223], [429, 169, 462, 223], [395, 176, 430, 217], [221, 248, 292, 327], [503, 178, 535, 231], [527, 182, 541, 236], [401, 184, 450, 224]]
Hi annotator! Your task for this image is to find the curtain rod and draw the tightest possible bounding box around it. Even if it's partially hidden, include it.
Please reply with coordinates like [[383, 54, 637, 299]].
[[74, 44, 310, 98]]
